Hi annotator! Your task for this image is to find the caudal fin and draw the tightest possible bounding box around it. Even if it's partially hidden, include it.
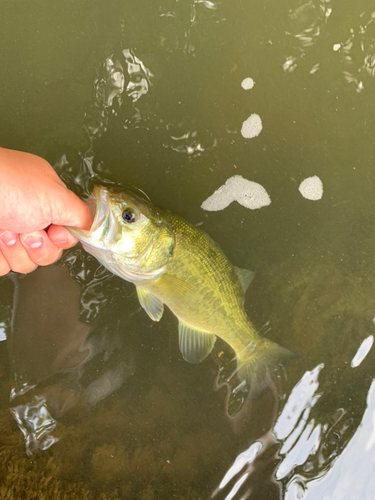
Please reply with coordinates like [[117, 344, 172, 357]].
[[236, 339, 297, 399]]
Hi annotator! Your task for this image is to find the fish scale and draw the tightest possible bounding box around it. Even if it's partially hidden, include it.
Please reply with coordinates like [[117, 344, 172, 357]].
[[148, 210, 252, 345]]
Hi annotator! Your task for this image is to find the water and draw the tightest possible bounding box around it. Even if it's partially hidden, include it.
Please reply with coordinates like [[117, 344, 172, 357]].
[[1, 0, 375, 498]]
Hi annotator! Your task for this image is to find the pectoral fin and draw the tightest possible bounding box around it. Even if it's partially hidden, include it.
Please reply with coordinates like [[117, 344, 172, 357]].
[[235, 267, 256, 293], [159, 274, 195, 298], [136, 288, 164, 322], [178, 320, 216, 364]]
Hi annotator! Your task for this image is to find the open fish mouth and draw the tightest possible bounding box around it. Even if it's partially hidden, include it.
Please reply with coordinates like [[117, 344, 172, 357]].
[[88, 185, 109, 234], [66, 185, 109, 245]]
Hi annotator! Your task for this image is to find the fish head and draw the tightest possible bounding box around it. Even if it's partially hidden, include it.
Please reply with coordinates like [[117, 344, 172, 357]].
[[67, 185, 175, 284]]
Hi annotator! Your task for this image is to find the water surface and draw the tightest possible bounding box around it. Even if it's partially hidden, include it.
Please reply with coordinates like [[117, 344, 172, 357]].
[[1, 0, 375, 498]]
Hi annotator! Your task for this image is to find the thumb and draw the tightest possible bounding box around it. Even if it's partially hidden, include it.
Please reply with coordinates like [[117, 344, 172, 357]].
[[52, 188, 93, 230]]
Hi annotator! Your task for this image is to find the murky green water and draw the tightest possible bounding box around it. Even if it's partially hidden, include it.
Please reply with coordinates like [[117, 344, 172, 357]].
[[1, 0, 375, 498]]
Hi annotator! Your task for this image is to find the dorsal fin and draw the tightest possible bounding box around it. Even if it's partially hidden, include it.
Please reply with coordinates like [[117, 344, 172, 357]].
[[178, 320, 216, 364], [235, 267, 256, 293], [136, 288, 164, 322]]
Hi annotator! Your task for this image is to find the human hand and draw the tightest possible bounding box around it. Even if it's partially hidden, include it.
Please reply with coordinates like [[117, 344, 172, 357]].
[[0, 147, 93, 275]]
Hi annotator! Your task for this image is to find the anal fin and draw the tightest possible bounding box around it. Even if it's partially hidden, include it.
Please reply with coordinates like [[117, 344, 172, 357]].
[[137, 288, 164, 322], [178, 320, 216, 364]]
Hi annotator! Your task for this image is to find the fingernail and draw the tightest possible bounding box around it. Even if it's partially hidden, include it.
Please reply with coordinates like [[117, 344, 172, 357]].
[[52, 237, 68, 245], [22, 234, 43, 249], [0, 231, 17, 246]]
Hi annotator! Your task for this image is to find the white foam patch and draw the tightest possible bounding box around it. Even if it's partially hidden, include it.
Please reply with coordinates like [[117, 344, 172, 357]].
[[241, 77, 255, 90], [241, 114, 262, 138], [298, 175, 323, 201], [201, 175, 271, 212]]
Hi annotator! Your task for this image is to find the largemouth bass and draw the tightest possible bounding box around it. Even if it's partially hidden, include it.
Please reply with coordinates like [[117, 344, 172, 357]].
[[67, 185, 295, 398]]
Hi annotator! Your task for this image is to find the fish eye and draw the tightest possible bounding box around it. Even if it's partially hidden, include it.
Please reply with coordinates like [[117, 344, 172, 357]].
[[121, 208, 137, 224]]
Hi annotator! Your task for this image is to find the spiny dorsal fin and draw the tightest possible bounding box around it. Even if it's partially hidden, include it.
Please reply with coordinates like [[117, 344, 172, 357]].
[[137, 288, 164, 322], [235, 267, 256, 293], [178, 320, 216, 364]]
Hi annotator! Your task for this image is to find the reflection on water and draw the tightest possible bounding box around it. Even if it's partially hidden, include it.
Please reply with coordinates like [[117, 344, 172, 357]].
[[351, 335, 374, 368], [288, 378, 375, 500], [11, 396, 59, 454], [1, 0, 375, 497], [283, 0, 332, 73], [9, 266, 134, 455], [275, 365, 324, 475]]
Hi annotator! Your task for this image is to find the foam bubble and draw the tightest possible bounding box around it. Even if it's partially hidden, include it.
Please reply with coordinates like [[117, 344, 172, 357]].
[[298, 176, 323, 201], [201, 175, 271, 212], [241, 77, 255, 90], [241, 114, 262, 139], [201, 183, 233, 211]]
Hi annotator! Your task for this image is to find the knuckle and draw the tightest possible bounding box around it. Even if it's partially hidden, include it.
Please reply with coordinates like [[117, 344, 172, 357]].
[[31, 248, 62, 267]]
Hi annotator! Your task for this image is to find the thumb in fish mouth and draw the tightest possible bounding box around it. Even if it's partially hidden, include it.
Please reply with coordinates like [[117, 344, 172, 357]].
[[46, 188, 94, 248], [201, 175, 271, 212], [63, 186, 107, 241], [50, 187, 94, 231]]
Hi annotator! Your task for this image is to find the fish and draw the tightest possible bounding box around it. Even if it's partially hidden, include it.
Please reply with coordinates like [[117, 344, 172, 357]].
[[67, 185, 295, 398]]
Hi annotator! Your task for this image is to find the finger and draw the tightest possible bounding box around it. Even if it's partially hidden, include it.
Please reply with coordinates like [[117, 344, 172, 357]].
[[47, 225, 78, 249], [20, 230, 63, 266], [0, 231, 38, 274], [0, 251, 11, 276]]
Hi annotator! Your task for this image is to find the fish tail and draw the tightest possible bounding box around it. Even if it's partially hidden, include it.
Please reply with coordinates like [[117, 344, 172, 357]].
[[236, 338, 296, 399]]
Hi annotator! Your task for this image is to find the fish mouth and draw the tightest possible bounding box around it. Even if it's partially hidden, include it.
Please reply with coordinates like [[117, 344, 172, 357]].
[[90, 185, 109, 234], [66, 185, 109, 245], [66, 185, 171, 283]]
